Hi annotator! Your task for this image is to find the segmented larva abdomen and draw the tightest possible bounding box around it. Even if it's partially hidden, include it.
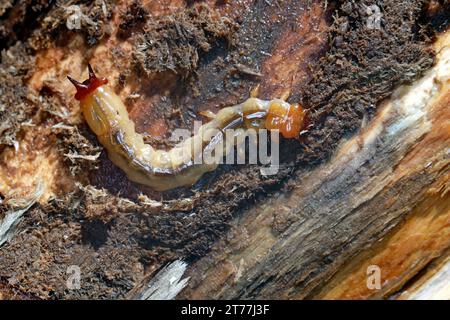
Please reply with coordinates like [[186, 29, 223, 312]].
[[69, 65, 306, 191]]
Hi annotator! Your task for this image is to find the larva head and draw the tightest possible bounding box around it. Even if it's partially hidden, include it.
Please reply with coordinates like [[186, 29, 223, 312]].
[[265, 100, 306, 139], [67, 64, 108, 101], [68, 65, 111, 136]]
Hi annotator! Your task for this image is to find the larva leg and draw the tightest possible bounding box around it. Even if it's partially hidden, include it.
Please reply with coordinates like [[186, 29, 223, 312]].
[[199, 110, 217, 119], [250, 84, 260, 98], [280, 89, 291, 101]]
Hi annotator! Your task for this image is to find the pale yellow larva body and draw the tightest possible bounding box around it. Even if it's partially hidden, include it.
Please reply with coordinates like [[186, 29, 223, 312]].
[[80, 86, 278, 190], [70, 66, 305, 191]]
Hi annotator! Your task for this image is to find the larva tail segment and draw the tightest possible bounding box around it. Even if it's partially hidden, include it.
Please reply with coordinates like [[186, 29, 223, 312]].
[[68, 64, 108, 101], [265, 100, 307, 139]]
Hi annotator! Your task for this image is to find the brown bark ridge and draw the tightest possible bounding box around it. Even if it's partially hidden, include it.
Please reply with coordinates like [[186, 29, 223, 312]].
[[0, 0, 448, 299]]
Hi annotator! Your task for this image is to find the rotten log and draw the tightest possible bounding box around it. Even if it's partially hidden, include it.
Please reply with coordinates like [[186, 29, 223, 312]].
[[0, 0, 449, 300]]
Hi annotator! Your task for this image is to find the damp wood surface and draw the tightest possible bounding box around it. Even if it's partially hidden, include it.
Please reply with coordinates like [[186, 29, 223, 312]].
[[0, 0, 449, 299]]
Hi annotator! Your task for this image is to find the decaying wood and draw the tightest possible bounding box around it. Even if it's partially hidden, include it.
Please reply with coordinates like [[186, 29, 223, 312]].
[[137, 260, 189, 300], [0, 0, 448, 299], [178, 33, 450, 299]]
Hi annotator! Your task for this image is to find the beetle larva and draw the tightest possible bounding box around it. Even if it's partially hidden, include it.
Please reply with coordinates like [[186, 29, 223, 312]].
[[68, 65, 306, 191]]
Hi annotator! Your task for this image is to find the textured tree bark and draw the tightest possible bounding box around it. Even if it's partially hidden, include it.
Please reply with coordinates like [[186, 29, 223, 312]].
[[0, 0, 448, 299]]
